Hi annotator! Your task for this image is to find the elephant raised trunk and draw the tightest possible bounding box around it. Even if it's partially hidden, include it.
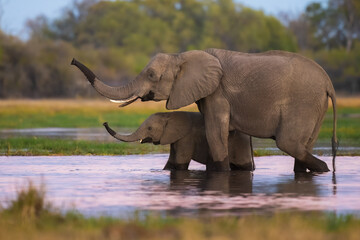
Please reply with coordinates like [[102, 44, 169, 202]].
[[103, 122, 144, 143], [71, 59, 139, 105]]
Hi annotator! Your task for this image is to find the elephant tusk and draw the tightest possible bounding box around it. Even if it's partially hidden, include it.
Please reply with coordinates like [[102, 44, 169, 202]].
[[109, 96, 139, 107]]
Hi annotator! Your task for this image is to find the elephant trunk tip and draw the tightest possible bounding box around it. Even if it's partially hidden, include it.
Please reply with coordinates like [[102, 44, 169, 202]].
[[103, 122, 116, 136], [70, 58, 96, 85]]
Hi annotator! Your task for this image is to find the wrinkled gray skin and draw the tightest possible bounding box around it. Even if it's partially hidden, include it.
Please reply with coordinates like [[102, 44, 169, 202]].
[[72, 48, 338, 172], [103, 112, 254, 171]]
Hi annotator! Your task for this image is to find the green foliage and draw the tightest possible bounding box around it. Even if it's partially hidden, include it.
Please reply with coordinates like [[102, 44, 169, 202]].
[[55, 0, 297, 53], [286, 0, 360, 94], [0, 0, 298, 99], [304, 42, 360, 93]]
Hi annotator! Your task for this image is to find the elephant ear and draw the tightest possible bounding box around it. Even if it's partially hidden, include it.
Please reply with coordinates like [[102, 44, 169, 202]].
[[160, 112, 193, 145], [166, 50, 223, 110]]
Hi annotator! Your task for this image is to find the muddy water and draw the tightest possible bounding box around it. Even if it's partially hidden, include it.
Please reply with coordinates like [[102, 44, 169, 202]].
[[0, 155, 359, 217]]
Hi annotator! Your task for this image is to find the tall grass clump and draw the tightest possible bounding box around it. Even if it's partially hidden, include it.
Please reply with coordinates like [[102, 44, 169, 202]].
[[5, 181, 48, 219], [1, 182, 360, 239]]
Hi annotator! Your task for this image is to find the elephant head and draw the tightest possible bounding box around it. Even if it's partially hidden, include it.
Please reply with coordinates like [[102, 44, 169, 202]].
[[103, 112, 193, 145], [71, 50, 223, 109]]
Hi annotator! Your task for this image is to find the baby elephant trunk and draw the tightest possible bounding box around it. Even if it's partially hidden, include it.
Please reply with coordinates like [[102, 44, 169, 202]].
[[103, 122, 141, 142]]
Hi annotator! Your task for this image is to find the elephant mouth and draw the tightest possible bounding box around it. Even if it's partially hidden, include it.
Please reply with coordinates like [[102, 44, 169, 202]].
[[140, 137, 153, 144], [141, 91, 155, 101]]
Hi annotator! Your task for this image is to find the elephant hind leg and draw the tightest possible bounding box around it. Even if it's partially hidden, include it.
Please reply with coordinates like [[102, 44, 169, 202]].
[[294, 158, 307, 172], [277, 139, 329, 172]]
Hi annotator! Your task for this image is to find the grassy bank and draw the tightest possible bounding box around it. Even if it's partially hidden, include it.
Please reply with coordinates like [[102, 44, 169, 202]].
[[0, 98, 359, 156], [0, 99, 197, 129], [0, 137, 168, 156], [1, 182, 359, 240], [0, 137, 285, 156]]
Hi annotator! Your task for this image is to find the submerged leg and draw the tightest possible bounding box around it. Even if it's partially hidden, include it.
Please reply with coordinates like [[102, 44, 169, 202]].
[[293, 158, 307, 172], [163, 143, 191, 170], [229, 132, 255, 171]]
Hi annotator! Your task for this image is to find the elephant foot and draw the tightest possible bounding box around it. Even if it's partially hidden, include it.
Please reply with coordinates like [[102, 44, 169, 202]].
[[206, 159, 230, 172], [293, 158, 307, 172], [163, 162, 189, 171], [303, 153, 330, 173], [230, 162, 255, 171]]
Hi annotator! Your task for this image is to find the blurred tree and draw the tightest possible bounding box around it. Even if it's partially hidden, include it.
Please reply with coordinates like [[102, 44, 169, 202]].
[[304, 0, 360, 52], [0, 0, 300, 98], [41, 0, 295, 53]]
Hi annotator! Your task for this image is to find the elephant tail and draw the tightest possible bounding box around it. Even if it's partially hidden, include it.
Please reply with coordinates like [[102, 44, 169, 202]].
[[328, 90, 338, 172]]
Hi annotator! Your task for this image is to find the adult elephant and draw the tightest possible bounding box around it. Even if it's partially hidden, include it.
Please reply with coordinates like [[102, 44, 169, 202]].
[[71, 48, 338, 172]]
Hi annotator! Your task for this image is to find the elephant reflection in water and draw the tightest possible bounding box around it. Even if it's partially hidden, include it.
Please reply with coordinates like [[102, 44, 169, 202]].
[[276, 172, 336, 196], [169, 172, 321, 198], [103, 111, 254, 171], [169, 170, 253, 194], [276, 173, 320, 196], [169, 171, 336, 199]]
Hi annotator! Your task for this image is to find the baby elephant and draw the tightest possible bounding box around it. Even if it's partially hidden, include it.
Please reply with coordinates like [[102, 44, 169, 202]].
[[103, 112, 254, 171]]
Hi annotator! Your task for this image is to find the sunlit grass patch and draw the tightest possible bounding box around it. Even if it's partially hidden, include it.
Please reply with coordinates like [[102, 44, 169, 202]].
[[0, 98, 359, 156], [0, 99, 197, 129]]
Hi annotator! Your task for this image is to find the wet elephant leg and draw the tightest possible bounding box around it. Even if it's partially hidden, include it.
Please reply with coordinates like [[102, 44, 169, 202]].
[[276, 111, 329, 172], [277, 138, 329, 172], [294, 158, 307, 172], [293, 139, 317, 172], [163, 142, 192, 170], [229, 132, 255, 171]]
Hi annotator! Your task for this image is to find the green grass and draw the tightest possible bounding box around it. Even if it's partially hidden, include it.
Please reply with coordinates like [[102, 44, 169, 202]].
[[1, 99, 360, 156], [319, 107, 360, 143], [1, 182, 360, 240], [0, 137, 168, 156], [0, 111, 152, 129], [0, 99, 196, 129]]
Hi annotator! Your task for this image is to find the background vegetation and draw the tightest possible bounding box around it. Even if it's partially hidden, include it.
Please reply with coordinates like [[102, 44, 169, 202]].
[[0, 0, 359, 98], [0, 99, 359, 156]]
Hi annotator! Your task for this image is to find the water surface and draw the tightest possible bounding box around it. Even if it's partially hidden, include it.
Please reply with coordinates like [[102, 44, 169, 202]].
[[0, 155, 359, 217]]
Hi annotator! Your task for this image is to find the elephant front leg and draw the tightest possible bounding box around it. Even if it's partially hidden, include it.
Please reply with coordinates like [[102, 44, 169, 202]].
[[200, 91, 231, 171], [229, 133, 255, 171], [163, 142, 192, 170]]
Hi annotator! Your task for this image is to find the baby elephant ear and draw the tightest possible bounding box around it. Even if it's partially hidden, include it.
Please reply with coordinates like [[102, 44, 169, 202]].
[[160, 112, 193, 145], [166, 50, 223, 110]]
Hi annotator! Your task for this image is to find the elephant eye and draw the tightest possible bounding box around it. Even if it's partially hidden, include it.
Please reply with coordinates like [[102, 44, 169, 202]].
[[148, 126, 152, 131], [147, 69, 157, 81]]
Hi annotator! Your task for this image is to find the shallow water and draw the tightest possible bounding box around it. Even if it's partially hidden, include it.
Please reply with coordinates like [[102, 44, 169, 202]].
[[0, 155, 359, 217]]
